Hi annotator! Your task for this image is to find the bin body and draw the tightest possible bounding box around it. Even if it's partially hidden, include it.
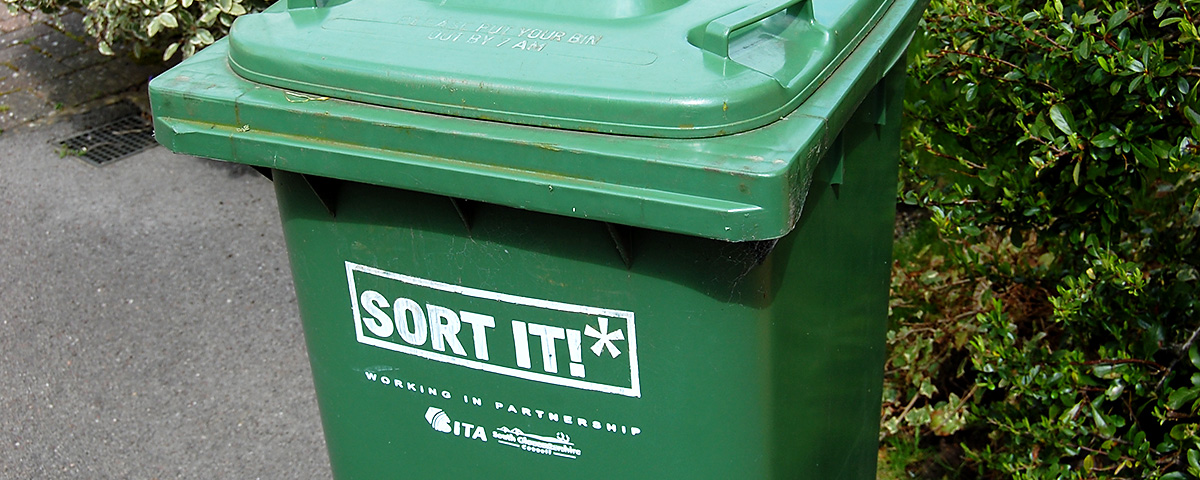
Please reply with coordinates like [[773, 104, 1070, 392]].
[[149, 0, 925, 477], [275, 62, 901, 479]]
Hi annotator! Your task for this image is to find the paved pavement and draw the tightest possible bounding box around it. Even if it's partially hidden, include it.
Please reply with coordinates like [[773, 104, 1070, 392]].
[[0, 8, 162, 132], [0, 8, 332, 479]]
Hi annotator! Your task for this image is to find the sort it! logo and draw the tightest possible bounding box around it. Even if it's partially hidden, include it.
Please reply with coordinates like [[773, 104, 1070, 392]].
[[425, 407, 488, 442], [347, 261, 641, 398]]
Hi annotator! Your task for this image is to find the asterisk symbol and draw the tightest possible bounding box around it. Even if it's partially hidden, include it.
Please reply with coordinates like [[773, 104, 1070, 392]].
[[584, 317, 624, 358]]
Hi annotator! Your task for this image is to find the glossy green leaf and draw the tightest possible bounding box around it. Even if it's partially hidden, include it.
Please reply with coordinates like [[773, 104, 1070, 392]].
[[1186, 107, 1200, 126], [147, 17, 162, 37], [199, 7, 220, 24], [156, 11, 177, 28], [1091, 132, 1119, 148], [1132, 145, 1160, 168], [1050, 104, 1075, 135], [1169, 386, 1200, 410], [162, 41, 179, 61], [1154, 2, 1169, 19], [195, 28, 214, 45], [1108, 8, 1131, 29]]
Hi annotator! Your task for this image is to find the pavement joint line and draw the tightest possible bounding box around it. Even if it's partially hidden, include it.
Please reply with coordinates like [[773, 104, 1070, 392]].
[[48, 22, 87, 44], [24, 42, 50, 58]]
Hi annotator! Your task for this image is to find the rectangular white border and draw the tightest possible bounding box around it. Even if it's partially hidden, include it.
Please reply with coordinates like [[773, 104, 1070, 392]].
[[345, 261, 641, 398]]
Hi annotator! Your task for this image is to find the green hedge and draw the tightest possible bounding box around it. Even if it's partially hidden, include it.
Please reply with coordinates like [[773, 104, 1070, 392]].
[[885, 0, 1200, 477]]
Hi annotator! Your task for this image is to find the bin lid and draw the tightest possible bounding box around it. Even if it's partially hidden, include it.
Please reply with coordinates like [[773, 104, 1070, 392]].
[[226, 0, 891, 138], [153, 0, 924, 241]]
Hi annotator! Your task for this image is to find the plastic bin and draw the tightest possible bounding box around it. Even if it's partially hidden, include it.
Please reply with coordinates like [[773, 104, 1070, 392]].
[[150, 0, 927, 477]]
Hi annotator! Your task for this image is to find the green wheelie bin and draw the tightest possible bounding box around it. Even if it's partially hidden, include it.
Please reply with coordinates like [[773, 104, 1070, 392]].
[[150, 0, 927, 477]]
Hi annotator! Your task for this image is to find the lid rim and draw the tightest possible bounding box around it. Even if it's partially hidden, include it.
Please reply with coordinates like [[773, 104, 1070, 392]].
[[228, 54, 808, 139], [224, 0, 895, 139]]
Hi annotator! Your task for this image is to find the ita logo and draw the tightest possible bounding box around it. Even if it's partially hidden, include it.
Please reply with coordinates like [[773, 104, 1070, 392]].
[[424, 407, 488, 443]]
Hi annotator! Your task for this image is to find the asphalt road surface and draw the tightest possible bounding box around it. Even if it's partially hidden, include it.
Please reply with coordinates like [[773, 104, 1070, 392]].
[[0, 120, 332, 479]]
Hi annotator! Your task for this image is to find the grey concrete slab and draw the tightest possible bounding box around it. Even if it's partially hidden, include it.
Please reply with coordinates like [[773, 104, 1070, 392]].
[[58, 50, 106, 72], [7, 47, 71, 80], [0, 89, 53, 131], [0, 121, 332, 479], [0, 22, 54, 50], [0, 42, 36, 65], [0, 13, 29, 34], [29, 28, 89, 60]]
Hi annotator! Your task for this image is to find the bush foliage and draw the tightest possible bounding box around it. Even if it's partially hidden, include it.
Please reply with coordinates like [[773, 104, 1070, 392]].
[[4, 0, 266, 59], [887, 0, 1200, 477]]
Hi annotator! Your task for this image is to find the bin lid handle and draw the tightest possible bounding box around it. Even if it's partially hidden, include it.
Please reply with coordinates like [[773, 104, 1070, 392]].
[[698, 0, 813, 58], [286, 0, 347, 9]]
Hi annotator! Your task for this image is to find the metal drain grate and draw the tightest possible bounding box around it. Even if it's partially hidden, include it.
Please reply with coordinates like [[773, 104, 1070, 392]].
[[58, 114, 157, 167]]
